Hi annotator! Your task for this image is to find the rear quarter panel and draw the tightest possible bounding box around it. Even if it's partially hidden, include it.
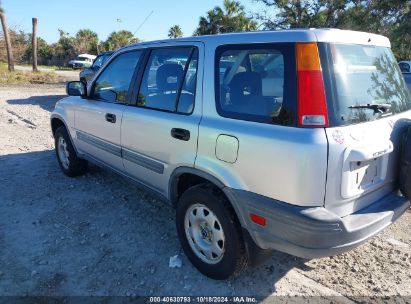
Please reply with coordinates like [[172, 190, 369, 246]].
[[196, 118, 329, 207], [196, 40, 328, 207]]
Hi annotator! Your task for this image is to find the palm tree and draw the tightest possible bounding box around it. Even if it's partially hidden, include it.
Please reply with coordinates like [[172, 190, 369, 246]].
[[168, 25, 183, 38], [75, 29, 99, 54], [32, 18, 38, 71], [194, 0, 257, 36], [104, 30, 139, 51], [0, 1, 15, 71]]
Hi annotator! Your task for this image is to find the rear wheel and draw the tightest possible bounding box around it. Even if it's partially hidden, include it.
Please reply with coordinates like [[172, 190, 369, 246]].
[[54, 126, 87, 177], [176, 184, 248, 280], [399, 125, 411, 199]]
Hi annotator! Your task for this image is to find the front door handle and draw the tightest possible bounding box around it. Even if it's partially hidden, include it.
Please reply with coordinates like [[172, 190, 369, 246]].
[[105, 113, 116, 123], [171, 128, 190, 141]]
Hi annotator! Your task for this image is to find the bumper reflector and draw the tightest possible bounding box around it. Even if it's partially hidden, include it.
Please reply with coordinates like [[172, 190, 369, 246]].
[[250, 213, 266, 226]]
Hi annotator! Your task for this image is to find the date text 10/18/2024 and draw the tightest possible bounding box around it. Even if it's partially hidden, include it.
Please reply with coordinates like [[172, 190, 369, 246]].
[[149, 296, 258, 303]]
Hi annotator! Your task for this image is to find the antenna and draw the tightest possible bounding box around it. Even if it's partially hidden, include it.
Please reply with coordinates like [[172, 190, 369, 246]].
[[116, 18, 122, 30], [133, 10, 154, 36]]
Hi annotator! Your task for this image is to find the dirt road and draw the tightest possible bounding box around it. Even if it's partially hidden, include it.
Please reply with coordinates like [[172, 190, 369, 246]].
[[0, 84, 410, 299]]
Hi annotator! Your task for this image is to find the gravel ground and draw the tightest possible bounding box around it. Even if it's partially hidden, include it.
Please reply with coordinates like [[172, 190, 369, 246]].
[[0, 84, 410, 299]]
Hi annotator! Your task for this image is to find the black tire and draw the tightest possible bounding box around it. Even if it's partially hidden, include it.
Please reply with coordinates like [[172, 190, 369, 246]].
[[399, 125, 411, 199], [54, 126, 87, 177], [176, 183, 248, 280]]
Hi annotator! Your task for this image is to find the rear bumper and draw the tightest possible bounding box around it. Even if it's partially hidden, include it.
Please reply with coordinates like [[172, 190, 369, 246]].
[[224, 189, 410, 259]]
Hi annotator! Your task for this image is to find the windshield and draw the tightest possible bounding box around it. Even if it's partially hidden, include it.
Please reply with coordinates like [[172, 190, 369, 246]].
[[92, 55, 104, 68], [76, 56, 89, 62], [324, 43, 411, 125]]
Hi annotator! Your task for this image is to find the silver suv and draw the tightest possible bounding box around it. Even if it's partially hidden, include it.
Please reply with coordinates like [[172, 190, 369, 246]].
[[51, 29, 411, 279]]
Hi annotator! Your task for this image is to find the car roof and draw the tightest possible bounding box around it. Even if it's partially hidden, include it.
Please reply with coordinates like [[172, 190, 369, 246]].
[[123, 28, 391, 50], [98, 51, 114, 56], [77, 53, 97, 59]]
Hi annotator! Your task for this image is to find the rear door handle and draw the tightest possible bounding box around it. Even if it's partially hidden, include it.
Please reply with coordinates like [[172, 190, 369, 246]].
[[171, 128, 190, 141], [105, 113, 116, 123]]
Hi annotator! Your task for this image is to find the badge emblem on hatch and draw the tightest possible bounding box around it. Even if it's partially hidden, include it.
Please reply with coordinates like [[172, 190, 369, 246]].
[[332, 130, 345, 145]]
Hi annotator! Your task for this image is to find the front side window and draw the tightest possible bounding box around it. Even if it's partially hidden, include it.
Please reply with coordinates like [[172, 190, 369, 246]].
[[93, 51, 142, 103], [137, 47, 198, 114], [215, 44, 296, 125]]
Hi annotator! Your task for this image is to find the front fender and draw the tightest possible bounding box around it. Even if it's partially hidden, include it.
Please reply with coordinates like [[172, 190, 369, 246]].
[[50, 97, 77, 149]]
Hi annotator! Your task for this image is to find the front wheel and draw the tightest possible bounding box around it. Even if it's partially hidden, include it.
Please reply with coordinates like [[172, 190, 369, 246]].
[[54, 126, 87, 177], [176, 184, 248, 280]]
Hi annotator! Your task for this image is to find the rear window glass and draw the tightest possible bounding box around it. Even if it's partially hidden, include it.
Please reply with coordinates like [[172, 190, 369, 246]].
[[215, 44, 296, 125], [322, 43, 411, 126]]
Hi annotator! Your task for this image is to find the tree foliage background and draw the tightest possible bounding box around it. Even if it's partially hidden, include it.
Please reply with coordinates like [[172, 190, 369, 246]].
[[0, 0, 410, 66], [254, 0, 411, 60], [0, 27, 140, 66], [194, 0, 257, 35]]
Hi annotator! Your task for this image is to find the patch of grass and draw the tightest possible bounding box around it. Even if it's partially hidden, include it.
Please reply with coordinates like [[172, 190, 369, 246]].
[[18, 63, 74, 71], [0, 62, 59, 84]]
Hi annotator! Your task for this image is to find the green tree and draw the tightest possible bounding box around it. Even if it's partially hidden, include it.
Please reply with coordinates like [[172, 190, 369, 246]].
[[25, 37, 53, 65], [104, 30, 139, 51], [194, 0, 257, 35], [52, 29, 76, 65], [74, 29, 99, 54], [254, 0, 347, 29], [168, 25, 183, 38], [255, 0, 411, 60], [340, 0, 411, 60]]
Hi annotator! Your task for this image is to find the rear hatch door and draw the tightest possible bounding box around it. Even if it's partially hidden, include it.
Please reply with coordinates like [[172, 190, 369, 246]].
[[320, 42, 411, 217]]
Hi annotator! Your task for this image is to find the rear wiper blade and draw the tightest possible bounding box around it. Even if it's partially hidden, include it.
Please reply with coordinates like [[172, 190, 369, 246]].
[[348, 103, 392, 114]]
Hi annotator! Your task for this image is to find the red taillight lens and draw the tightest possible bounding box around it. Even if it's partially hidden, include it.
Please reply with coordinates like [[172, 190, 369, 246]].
[[296, 43, 329, 127]]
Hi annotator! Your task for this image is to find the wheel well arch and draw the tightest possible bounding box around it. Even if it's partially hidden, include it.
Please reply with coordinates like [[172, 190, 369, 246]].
[[169, 167, 226, 208], [51, 117, 65, 137]]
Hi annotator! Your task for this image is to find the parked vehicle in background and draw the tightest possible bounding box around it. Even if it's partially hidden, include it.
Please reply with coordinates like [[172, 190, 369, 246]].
[[68, 54, 96, 69], [51, 29, 411, 280], [403, 73, 411, 93], [399, 61, 411, 73], [79, 51, 114, 85]]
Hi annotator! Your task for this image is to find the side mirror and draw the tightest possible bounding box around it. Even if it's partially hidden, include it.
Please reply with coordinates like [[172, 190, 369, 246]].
[[66, 81, 87, 97]]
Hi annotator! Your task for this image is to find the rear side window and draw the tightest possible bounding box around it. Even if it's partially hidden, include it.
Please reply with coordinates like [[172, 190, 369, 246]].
[[215, 44, 296, 125], [320, 43, 411, 126], [137, 47, 198, 114]]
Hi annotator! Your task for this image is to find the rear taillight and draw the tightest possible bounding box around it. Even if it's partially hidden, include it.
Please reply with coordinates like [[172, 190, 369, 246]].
[[296, 43, 329, 127]]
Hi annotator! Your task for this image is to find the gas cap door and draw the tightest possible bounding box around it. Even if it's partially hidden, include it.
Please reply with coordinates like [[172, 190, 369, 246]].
[[215, 134, 239, 163]]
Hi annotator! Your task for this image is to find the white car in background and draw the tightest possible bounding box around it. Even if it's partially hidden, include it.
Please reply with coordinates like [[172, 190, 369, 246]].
[[68, 54, 96, 69]]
